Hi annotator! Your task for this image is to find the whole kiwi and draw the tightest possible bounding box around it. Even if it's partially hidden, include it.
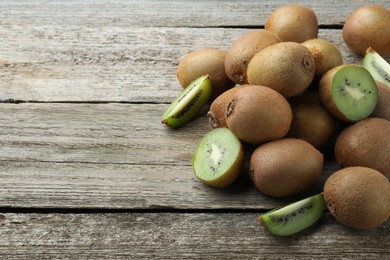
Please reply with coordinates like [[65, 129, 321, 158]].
[[287, 90, 338, 150], [247, 42, 315, 98], [335, 117, 390, 177], [371, 81, 390, 121], [207, 85, 248, 128], [250, 138, 323, 197], [342, 5, 390, 56], [265, 5, 318, 43], [224, 29, 280, 85], [323, 166, 390, 230], [225, 85, 292, 144], [302, 38, 344, 82], [177, 48, 236, 98]]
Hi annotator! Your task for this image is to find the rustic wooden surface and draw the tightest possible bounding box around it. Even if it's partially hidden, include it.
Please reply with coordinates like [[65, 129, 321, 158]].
[[1, 0, 389, 259]]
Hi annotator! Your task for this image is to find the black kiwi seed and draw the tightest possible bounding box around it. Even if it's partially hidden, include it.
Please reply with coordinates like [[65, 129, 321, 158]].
[[192, 128, 244, 188], [173, 91, 202, 119], [371, 61, 390, 82]]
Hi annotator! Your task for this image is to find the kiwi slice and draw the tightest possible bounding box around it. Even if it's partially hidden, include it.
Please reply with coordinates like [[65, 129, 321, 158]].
[[319, 65, 378, 122], [192, 128, 244, 188], [162, 75, 212, 128], [259, 194, 325, 236], [363, 47, 390, 87]]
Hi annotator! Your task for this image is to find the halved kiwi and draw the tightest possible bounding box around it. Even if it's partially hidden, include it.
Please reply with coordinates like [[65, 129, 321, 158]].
[[363, 47, 390, 87], [259, 194, 326, 236], [192, 128, 244, 188], [319, 65, 378, 122], [162, 75, 212, 128]]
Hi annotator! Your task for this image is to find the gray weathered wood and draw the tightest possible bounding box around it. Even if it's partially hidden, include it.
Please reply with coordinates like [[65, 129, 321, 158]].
[[2, 0, 390, 27], [0, 1, 389, 258], [0, 213, 388, 259], [1, 0, 389, 103], [1, 27, 386, 103], [0, 103, 340, 210]]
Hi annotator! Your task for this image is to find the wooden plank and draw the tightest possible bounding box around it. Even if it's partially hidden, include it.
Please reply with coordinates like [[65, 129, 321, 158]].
[[0, 160, 339, 210], [2, 0, 390, 27], [0, 212, 388, 259], [1, 27, 384, 103], [0, 103, 340, 209]]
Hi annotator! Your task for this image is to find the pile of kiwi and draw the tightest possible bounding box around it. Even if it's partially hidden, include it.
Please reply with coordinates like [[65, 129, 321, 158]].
[[162, 4, 390, 236]]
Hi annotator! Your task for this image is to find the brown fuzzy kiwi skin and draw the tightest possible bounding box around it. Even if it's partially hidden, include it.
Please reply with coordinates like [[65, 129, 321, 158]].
[[225, 85, 292, 144], [247, 42, 315, 98], [302, 38, 344, 82], [335, 117, 390, 177], [224, 30, 280, 85], [177, 48, 236, 98], [370, 81, 390, 121], [265, 5, 318, 43], [318, 65, 348, 121], [207, 85, 249, 128], [287, 90, 338, 150], [342, 5, 390, 56], [323, 166, 390, 230], [249, 138, 323, 197]]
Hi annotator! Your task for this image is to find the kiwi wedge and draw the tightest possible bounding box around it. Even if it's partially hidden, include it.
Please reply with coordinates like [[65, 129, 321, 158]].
[[319, 65, 378, 122], [259, 194, 326, 236], [192, 128, 244, 188], [363, 47, 390, 87], [162, 75, 212, 128]]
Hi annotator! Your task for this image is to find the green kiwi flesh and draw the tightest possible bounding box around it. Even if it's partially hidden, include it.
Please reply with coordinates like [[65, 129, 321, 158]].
[[259, 194, 325, 236], [331, 65, 378, 121], [162, 75, 212, 128], [363, 47, 390, 87], [192, 128, 244, 188]]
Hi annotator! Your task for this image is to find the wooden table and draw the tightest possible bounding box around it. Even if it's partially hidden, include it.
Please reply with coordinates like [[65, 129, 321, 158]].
[[1, 0, 389, 259]]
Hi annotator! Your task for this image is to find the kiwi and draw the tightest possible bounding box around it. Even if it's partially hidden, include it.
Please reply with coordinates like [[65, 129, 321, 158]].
[[259, 194, 326, 236], [224, 29, 280, 85], [319, 65, 378, 122], [265, 5, 318, 43], [323, 167, 390, 230], [177, 48, 235, 98], [302, 38, 344, 82], [247, 42, 315, 98], [287, 91, 338, 150], [162, 75, 212, 128], [207, 85, 248, 128], [192, 128, 244, 188], [225, 85, 292, 144], [249, 138, 323, 197], [371, 81, 390, 120], [342, 5, 390, 56], [335, 117, 390, 177], [363, 47, 390, 87]]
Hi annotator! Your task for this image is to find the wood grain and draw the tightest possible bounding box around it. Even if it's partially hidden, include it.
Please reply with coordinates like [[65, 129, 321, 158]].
[[0, 1, 389, 258], [2, 0, 390, 28], [0, 213, 388, 259], [1, 1, 389, 103], [0, 103, 340, 210]]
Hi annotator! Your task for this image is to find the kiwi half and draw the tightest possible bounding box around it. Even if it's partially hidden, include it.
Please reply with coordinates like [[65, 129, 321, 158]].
[[259, 194, 326, 236], [192, 128, 244, 188], [162, 75, 212, 128], [363, 47, 390, 87], [319, 65, 378, 122]]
